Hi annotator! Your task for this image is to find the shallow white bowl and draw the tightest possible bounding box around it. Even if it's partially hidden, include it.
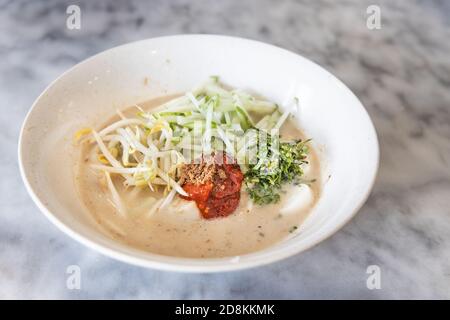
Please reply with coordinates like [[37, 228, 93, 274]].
[[19, 35, 379, 272]]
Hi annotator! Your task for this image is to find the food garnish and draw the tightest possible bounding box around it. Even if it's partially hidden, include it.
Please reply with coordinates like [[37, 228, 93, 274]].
[[244, 135, 310, 205], [180, 153, 243, 219], [78, 77, 311, 218]]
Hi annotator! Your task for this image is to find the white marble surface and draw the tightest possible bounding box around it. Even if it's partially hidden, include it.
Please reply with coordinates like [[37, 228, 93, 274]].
[[1, 0, 450, 299]]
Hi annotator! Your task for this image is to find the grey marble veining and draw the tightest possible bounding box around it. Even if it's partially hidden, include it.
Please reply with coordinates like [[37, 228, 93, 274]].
[[1, 0, 449, 299]]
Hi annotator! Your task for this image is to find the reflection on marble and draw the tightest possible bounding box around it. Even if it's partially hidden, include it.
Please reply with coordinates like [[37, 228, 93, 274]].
[[0, 0, 449, 299]]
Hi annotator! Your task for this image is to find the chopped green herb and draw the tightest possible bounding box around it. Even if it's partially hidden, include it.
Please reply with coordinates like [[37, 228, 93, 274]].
[[244, 130, 310, 205]]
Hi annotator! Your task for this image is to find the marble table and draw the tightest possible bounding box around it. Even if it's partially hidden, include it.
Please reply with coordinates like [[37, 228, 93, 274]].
[[1, 0, 449, 299]]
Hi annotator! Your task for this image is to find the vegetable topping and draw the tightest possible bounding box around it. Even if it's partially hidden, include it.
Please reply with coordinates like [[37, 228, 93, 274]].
[[77, 76, 312, 219]]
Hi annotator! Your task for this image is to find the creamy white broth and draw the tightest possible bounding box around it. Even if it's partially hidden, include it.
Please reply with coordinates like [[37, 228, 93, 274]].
[[76, 95, 321, 258]]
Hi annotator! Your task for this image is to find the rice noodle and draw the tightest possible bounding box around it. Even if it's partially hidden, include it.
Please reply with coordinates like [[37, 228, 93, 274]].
[[116, 109, 127, 120], [104, 172, 126, 217], [91, 164, 152, 174], [148, 198, 164, 216], [159, 188, 177, 209]]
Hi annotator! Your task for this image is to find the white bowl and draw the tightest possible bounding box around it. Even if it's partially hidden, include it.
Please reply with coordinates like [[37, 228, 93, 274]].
[[18, 35, 379, 272]]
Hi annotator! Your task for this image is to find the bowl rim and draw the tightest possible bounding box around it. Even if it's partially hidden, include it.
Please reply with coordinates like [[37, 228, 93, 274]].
[[18, 34, 380, 272]]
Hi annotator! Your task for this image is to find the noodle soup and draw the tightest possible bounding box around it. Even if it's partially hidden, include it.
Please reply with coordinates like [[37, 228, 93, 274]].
[[75, 79, 321, 258]]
